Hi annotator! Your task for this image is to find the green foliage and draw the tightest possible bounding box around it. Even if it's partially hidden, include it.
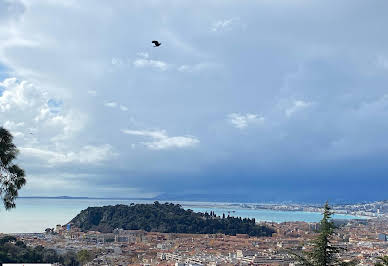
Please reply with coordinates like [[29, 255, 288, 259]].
[[77, 249, 93, 265], [0, 127, 26, 210], [63, 251, 80, 266], [0, 235, 80, 265], [375, 256, 388, 266], [290, 202, 343, 266], [0, 235, 16, 245], [70, 202, 275, 237], [309, 202, 341, 265], [339, 260, 359, 266]]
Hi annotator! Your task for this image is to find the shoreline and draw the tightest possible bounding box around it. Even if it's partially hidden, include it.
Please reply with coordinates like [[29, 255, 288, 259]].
[[16, 197, 380, 219], [1, 198, 382, 234]]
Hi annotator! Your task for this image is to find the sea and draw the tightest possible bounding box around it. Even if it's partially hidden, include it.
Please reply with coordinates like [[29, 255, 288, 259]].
[[0, 198, 363, 233]]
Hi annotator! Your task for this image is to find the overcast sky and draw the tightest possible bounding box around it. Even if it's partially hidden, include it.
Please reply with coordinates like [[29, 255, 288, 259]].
[[0, 0, 387, 202]]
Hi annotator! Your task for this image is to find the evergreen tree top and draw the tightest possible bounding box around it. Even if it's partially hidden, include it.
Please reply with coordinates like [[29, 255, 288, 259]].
[[289, 201, 344, 266]]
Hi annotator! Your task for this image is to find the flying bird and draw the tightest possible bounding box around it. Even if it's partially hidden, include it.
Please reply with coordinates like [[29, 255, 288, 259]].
[[152, 40, 161, 47]]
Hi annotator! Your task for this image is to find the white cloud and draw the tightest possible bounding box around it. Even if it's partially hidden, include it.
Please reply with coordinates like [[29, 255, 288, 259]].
[[122, 129, 199, 150], [34, 105, 50, 122], [3, 120, 25, 137], [285, 100, 312, 117], [136, 52, 149, 58], [120, 105, 128, 111], [12, 131, 24, 138], [145, 136, 199, 150], [177, 65, 192, 72], [133, 59, 168, 71], [104, 101, 128, 111], [122, 129, 168, 139], [227, 113, 264, 129], [211, 17, 241, 32], [20, 144, 117, 165], [111, 57, 124, 65], [0, 78, 85, 142], [3, 120, 24, 130], [177, 62, 220, 73], [104, 101, 117, 108], [0, 78, 41, 111], [48, 111, 85, 141]]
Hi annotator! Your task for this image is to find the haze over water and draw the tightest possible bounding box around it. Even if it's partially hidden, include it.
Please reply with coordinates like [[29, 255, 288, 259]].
[[0, 198, 361, 233]]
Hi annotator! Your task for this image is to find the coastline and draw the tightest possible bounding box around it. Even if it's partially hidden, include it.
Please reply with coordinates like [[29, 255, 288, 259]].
[[1, 198, 381, 234], [18, 196, 384, 219]]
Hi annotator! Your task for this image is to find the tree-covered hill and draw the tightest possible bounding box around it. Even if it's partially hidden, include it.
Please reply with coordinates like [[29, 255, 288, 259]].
[[69, 202, 275, 237]]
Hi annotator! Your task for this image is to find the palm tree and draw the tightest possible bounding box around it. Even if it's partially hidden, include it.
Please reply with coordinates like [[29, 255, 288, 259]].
[[0, 127, 26, 210]]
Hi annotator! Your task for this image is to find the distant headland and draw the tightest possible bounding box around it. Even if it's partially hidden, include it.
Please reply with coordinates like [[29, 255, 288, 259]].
[[69, 202, 276, 237]]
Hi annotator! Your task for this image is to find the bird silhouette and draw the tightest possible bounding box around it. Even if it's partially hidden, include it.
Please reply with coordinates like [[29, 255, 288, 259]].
[[152, 40, 161, 47]]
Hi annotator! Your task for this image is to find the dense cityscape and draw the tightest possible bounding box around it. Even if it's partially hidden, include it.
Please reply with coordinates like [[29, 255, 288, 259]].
[[233, 200, 388, 219], [1, 0, 388, 265], [1, 201, 387, 265]]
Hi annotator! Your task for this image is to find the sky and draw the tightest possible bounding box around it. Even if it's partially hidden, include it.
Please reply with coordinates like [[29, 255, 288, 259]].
[[0, 0, 388, 202]]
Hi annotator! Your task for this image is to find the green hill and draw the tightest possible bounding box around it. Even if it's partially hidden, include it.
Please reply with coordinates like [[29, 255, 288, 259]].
[[69, 202, 275, 237]]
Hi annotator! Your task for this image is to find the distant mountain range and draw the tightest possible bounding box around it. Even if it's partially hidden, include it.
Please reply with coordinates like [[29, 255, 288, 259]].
[[20, 196, 90, 199]]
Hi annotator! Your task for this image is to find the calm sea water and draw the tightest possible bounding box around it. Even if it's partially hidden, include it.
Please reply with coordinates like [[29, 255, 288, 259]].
[[0, 198, 362, 233]]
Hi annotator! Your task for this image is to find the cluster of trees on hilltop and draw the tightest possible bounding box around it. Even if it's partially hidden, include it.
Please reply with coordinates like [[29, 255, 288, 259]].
[[70, 202, 275, 237], [0, 235, 86, 265]]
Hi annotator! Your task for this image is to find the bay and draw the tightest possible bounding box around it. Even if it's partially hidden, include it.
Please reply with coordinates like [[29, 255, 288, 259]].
[[0, 198, 362, 233]]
